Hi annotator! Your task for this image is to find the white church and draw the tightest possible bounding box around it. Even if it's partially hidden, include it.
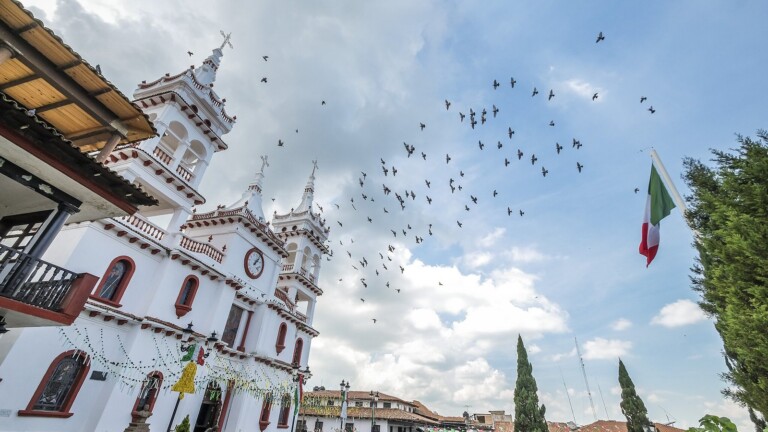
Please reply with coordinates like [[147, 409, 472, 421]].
[[0, 6, 329, 431]]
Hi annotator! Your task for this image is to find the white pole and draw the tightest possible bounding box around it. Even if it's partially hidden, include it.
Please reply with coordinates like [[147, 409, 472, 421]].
[[649, 149, 687, 211]]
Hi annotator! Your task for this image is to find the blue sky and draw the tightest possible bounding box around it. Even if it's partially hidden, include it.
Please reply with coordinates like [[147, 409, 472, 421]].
[[23, 0, 768, 429]]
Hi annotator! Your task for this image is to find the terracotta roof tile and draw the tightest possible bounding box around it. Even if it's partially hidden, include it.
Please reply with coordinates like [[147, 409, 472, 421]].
[[299, 406, 438, 425]]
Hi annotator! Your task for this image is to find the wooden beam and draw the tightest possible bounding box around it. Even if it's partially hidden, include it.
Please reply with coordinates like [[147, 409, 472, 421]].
[[0, 21, 129, 138], [0, 74, 40, 90], [34, 99, 74, 114]]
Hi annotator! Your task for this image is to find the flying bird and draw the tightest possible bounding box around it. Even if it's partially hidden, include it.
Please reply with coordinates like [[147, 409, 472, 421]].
[[542, 167, 549, 177], [508, 127, 515, 138], [640, 96, 647, 103], [532, 87, 539, 97], [549, 120, 556, 127], [517, 149, 524, 160], [531, 154, 538, 165], [577, 162, 583, 173], [420, 122, 426, 130], [262, 55, 269, 61], [592, 92, 599, 101], [478, 141, 484, 150], [459, 112, 465, 122], [261, 77, 267, 83], [510, 77, 517, 88], [596, 31, 605, 43], [446, 154, 451, 164], [445, 100, 451, 110], [278, 139, 284, 147], [492, 105, 499, 117], [505, 158, 510, 167], [634, 187, 640, 194], [493, 79, 500, 89], [556, 143, 563, 154], [187, 51, 194, 56], [648, 106, 656, 114], [548, 89, 555, 100], [497, 141, 503, 149], [457, 221, 463, 228], [519, 210, 525, 216]]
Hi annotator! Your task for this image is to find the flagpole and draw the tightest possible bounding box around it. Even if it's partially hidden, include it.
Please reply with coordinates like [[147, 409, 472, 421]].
[[649, 149, 686, 211]]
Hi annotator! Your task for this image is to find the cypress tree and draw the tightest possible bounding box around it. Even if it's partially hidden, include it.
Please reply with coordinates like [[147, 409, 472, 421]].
[[619, 359, 651, 432], [514, 335, 548, 432]]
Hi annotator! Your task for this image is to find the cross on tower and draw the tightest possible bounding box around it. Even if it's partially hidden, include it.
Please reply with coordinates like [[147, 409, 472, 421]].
[[259, 155, 270, 174], [311, 159, 319, 176], [219, 30, 233, 50]]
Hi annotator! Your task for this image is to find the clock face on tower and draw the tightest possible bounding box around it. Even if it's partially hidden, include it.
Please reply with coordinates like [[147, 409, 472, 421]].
[[244, 247, 265, 279]]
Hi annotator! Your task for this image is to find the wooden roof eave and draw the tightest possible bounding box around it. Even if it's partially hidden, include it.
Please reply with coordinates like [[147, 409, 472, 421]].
[[0, 0, 156, 150]]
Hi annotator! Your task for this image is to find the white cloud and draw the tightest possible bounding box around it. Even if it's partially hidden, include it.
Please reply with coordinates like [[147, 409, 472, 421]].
[[562, 78, 603, 101], [611, 318, 632, 331], [477, 227, 506, 248], [582, 338, 632, 360], [550, 348, 576, 362], [506, 246, 548, 263], [651, 299, 708, 328]]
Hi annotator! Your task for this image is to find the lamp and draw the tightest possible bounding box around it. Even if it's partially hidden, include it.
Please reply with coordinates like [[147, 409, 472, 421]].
[[180, 322, 194, 351], [370, 390, 379, 431], [203, 331, 218, 358]]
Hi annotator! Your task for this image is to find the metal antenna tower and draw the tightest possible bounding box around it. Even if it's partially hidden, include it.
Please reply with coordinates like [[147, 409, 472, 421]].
[[575, 337, 598, 421], [597, 383, 610, 419], [559, 367, 577, 424]]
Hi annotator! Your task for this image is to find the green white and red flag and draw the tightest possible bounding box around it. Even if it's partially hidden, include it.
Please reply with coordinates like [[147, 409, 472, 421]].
[[639, 164, 676, 266]]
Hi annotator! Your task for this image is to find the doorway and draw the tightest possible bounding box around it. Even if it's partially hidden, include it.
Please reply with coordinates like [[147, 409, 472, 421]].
[[194, 382, 223, 432]]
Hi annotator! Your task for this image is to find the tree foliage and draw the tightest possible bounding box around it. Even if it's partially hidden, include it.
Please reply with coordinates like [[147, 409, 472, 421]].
[[618, 359, 651, 432], [686, 415, 738, 432], [513, 335, 548, 432], [683, 131, 768, 426], [175, 415, 191, 432]]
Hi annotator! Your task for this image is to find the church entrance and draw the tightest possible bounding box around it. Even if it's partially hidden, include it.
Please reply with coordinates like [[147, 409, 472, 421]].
[[193, 382, 223, 432]]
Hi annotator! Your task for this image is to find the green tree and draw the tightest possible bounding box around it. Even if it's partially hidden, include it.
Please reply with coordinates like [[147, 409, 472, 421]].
[[175, 415, 191, 432], [513, 335, 548, 432], [683, 131, 768, 429], [618, 359, 651, 432]]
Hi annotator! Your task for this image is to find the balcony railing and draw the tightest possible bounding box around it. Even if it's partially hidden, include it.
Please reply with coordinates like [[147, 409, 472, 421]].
[[152, 146, 173, 165], [176, 164, 193, 182], [179, 235, 224, 263], [0, 244, 79, 311], [280, 264, 316, 283], [116, 214, 166, 242]]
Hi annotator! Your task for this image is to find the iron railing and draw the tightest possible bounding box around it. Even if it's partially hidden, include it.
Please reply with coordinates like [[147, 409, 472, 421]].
[[0, 243, 79, 311]]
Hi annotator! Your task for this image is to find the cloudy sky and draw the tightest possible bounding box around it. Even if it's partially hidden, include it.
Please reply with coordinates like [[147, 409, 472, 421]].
[[23, 0, 768, 429]]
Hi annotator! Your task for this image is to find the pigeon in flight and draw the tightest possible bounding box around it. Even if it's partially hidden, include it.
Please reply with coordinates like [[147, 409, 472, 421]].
[[492, 105, 499, 117], [532, 87, 539, 97], [648, 106, 656, 114], [640, 96, 647, 103], [278, 139, 284, 147], [556, 143, 563, 154], [263, 55, 269, 61], [459, 112, 466, 122], [517, 149, 524, 160], [634, 188, 640, 194], [592, 92, 599, 101], [596, 31, 605, 43], [542, 167, 549, 177], [446, 154, 451, 164], [261, 77, 267, 83], [445, 99, 451, 110], [187, 51, 194, 56], [549, 120, 556, 127], [420, 122, 426, 130], [577, 162, 584, 173], [510, 77, 517, 88], [508, 127, 515, 138], [493, 79, 500, 89], [548, 89, 555, 100], [531, 154, 538, 165]]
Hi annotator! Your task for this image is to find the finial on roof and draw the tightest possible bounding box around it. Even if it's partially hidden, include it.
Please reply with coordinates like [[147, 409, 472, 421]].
[[219, 31, 234, 51], [311, 159, 318, 177]]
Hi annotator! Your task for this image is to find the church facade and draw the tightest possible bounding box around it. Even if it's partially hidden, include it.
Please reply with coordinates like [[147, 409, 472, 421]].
[[0, 34, 329, 432]]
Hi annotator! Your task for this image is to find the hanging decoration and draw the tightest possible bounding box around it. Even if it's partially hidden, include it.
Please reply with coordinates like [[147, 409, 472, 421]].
[[172, 361, 198, 399]]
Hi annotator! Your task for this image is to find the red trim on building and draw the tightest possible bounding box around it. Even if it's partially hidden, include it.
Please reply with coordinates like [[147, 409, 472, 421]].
[[174, 275, 199, 318], [131, 371, 164, 415], [0, 122, 139, 215], [90, 255, 136, 308], [18, 350, 90, 418], [292, 338, 304, 365], [217, 380, 235, 431], [276, 322, 287, 354], [236, 310, 254, 352]]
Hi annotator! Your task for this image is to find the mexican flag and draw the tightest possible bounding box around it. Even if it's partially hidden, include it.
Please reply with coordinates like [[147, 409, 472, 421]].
[[639, 164, 676, 266]]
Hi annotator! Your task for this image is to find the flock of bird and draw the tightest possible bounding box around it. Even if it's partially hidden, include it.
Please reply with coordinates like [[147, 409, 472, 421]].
[[251, 31, 658, 325]]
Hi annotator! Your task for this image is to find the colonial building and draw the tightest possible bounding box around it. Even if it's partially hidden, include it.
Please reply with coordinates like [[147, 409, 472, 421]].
[[0, 0, 156, 331], [300, 390, 439, 432], [0, 3, 329, 432]]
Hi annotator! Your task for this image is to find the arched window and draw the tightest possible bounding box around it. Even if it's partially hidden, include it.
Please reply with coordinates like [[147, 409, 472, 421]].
[[275, 323, 288, 354], [18, 350, 90, 418], [292, 338, 304, 366], [277, 393, 291, 427], [92, 256, 135, 307], [259, 393, 274, 431], [174, 275, 199, 318], [132, 371, 163, 415]]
